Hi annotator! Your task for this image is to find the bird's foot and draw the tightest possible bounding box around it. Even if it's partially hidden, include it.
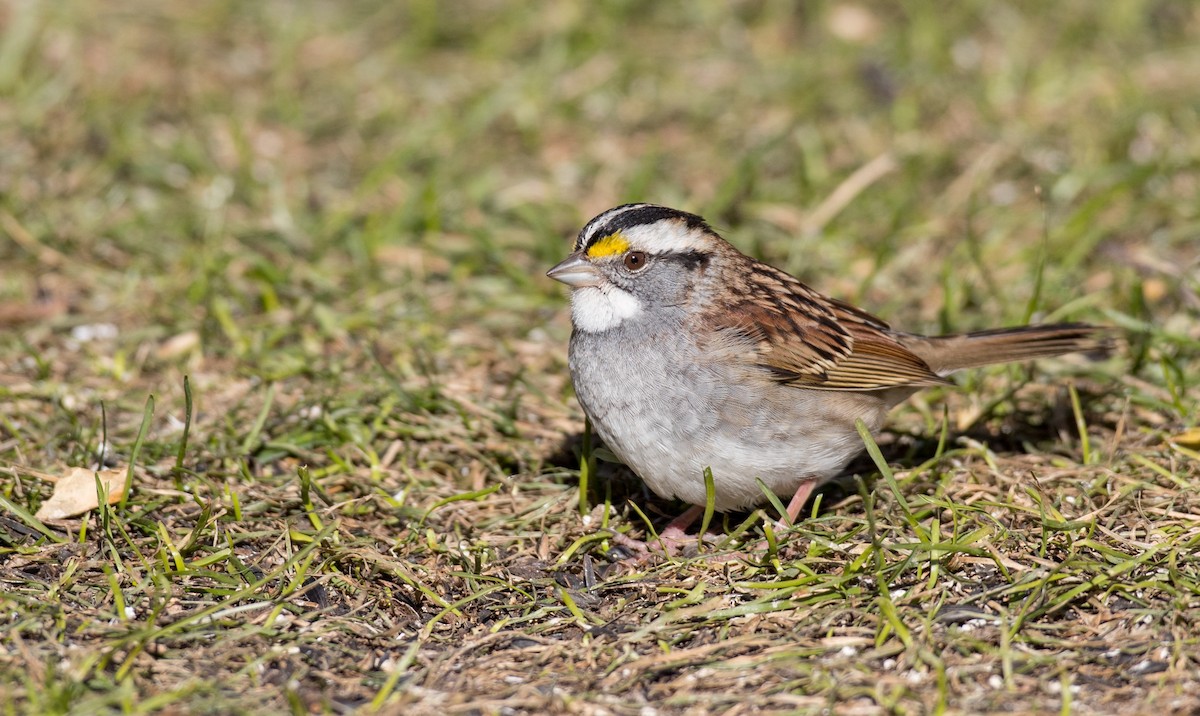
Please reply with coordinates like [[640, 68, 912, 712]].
[[605, 479, 820, 562], [607, 506, 734, 561]]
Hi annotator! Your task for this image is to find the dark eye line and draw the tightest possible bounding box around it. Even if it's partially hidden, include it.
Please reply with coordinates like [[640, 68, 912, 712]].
[[658, 250, 710, 271], [617, 249, 710, 272]]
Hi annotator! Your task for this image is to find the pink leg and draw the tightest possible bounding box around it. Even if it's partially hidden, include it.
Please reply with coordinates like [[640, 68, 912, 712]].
[[784, 480, 818, 525], [659, 505, 704, 543], [736, 480, 821, 558]]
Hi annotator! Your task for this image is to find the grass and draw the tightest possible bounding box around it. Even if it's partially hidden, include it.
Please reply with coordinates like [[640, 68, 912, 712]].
[[2, 0, 1199, 713]]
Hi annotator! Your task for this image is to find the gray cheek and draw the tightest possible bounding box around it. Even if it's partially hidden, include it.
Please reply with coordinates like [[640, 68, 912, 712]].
[[625, 266, 696, 307]]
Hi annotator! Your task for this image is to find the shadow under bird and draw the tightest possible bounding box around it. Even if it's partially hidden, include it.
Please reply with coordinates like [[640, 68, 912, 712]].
[[547, 203, 1109, 555]]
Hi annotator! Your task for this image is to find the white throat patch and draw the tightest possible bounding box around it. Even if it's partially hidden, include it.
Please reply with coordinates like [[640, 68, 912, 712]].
[[570, 286, 642, 332]]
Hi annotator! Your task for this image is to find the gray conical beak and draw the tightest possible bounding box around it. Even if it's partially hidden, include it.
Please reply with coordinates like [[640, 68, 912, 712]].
[[546, 252, 603, 288]]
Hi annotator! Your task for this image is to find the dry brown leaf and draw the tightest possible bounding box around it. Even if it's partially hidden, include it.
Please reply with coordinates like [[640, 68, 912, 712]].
[[156, 330, 200, 360], [0, 299, 65, 327], [34, 467, 129, 520]]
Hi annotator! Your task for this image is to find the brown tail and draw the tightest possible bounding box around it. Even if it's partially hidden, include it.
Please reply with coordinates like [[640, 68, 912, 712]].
[[901, 323, 1113, 375]]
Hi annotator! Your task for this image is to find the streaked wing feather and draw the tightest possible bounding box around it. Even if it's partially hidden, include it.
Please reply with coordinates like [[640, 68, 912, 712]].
[[810, 328, 952, 390], [713, 259, 948, 391], [825, 295, 892, 330]]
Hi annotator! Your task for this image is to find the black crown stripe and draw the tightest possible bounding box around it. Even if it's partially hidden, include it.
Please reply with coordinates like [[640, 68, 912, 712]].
[[576, 204, 711, 252]]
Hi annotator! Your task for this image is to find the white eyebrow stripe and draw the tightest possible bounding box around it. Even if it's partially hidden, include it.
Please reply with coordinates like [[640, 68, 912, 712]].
[[618, 222, 711, 254]]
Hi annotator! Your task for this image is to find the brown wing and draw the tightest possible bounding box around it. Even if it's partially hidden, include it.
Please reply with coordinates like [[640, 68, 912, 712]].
[[710, 259, 950, 391]]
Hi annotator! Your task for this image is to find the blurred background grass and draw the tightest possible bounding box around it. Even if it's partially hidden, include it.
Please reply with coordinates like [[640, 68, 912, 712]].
[[4, 1, 1196, 361], [2, 0, 1198, 713]]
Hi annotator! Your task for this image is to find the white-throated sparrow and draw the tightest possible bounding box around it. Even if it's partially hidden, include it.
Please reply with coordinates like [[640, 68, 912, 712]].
[[548, 203, 1108, 552]]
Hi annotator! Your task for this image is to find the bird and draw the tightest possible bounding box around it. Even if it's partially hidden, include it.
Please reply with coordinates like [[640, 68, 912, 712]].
[[546, 203, 1108, 555]]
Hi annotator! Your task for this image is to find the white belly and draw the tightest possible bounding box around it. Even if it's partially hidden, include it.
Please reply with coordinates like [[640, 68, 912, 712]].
[[569, 329, 892, 512]]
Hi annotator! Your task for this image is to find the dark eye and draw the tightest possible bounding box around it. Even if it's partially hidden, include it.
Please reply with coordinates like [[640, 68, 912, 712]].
[[623, 251, 647, 271]]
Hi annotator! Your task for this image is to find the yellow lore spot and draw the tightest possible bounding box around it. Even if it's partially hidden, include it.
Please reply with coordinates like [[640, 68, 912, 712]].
[[585, 232, 630, 259]]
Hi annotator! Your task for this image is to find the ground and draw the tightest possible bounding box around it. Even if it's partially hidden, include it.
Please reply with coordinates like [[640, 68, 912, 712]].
[[1, 1, 1199, 714]]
